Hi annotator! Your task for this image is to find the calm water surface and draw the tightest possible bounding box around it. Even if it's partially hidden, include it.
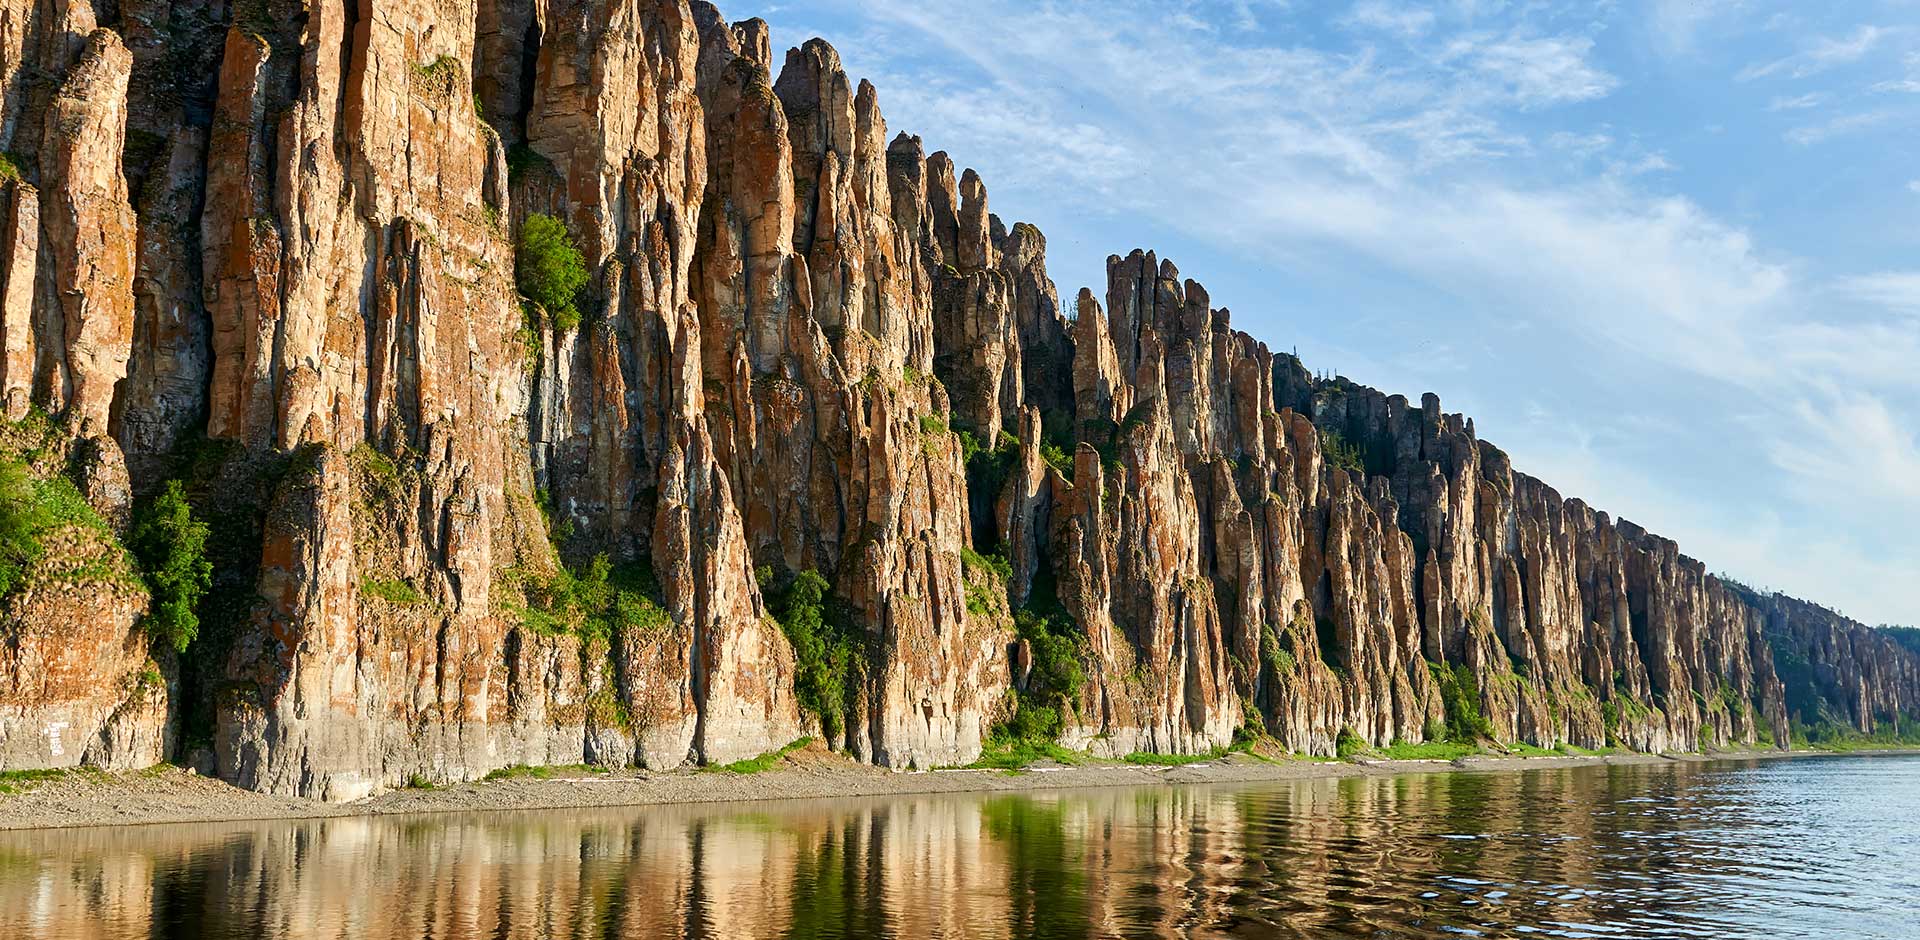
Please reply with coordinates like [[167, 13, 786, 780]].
[[2, 755, 1916, 938]]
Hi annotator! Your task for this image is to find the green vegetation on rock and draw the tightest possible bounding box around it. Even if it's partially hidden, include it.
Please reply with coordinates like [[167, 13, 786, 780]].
[[705, 737, 814, 774], [1319, 427, 1364, 474], [1378, 740, 1479, 761], [770, 571, 864, 743], [1335, 727, 1368, 759], [129, 480, 212, 653], [514, 553, 667, 645], [360, 576, 425, 607], [0, 456, 126, 600], [515, 212, 589, 332], [1430, 661, 1496, 744], [481, 763, 611, 782]]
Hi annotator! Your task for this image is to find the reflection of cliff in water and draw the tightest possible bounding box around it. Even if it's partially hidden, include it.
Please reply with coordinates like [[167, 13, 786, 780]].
[[3, 758, 1914, 939]]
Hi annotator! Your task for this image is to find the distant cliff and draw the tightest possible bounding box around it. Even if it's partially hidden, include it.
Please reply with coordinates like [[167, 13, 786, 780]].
[[0, 0, 1913, 799]]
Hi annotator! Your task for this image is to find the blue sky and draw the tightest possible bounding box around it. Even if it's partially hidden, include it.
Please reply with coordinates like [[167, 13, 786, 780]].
[[732, 0, 1920, 626]]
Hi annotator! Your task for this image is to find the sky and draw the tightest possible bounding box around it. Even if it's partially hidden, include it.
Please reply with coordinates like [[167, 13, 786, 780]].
[[728, 0, 1920, 627]]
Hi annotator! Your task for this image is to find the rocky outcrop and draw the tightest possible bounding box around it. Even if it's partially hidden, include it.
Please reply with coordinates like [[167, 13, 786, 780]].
[[0, 0, 1912, 798]]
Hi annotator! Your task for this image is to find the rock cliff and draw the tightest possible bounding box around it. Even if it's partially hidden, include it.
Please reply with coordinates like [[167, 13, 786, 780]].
[[0, 0, 1913, 797]]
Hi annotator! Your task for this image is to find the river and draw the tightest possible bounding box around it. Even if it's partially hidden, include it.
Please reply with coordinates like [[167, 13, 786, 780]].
[[1, 755, 1915, 938]]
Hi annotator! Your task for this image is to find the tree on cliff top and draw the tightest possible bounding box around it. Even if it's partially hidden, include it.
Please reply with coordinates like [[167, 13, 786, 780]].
[[130, 480, 211, 653], [515, 213, 589, 332]]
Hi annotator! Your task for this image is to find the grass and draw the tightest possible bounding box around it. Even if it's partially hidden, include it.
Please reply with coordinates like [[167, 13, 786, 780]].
[[404, 773, 436, 790], [1504, 741, 1560, 757], [966, 739, 1088, 772], [1122, 748, 1231, 766], [705, 738, 813, 775], [0, 456, 129, 599], [1557, 743, 1616, 757], [360, 576, 425, 606], [1377, 740, 1481, 761], [480, 763, 612, 782], [0, 767, 103, 795]]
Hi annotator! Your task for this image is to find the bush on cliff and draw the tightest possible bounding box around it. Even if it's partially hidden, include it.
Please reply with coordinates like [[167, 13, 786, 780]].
[[978, 566, 1087, 761], [518, 553, 667, 644], [0, 457, 124, 600], [130, 480, 212, 653], [771, 570, 863, 743], [0, 458, 52, 597], [1430, 661, 1496, 744], [1319, 427, 1364, 475], [515, 212, 589, 332]]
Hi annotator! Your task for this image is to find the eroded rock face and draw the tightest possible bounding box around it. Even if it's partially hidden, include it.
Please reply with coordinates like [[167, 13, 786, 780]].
[[0, 0, 1912, 797]]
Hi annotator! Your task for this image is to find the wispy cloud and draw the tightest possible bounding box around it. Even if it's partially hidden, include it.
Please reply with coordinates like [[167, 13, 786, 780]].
[[1737, 25, 1888, 81], [1766, 92, 1824, 111], [1343, 0, 1436, 38], [1785, 109, 1895, 145], [1649, 0, 1746, 57], [1835, 271, 1920, 314], [1451, 34, 1619, 107]]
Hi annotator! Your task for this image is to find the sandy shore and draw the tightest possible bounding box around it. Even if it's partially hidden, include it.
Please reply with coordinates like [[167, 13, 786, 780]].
[[2, 744, 1910, 832]]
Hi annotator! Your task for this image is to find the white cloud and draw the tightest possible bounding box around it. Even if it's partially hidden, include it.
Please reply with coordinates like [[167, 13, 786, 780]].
[[1766, 92, 1824, 111], [1767, 393, 1920, 516], [1344, 0, 1437, 38], [1443, 34, 1620, 107], [1909, 180, 1920, 194], [1648, 0, 1745, 57], [1835, 271, 1920, 313], [1871, 52, 1920, 92], [1785, 110, 1895, 145], [1737, 25, 1888, 81]]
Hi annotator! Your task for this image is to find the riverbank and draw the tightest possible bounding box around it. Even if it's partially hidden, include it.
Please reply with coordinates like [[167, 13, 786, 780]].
[[5, 742, 1914, 832]]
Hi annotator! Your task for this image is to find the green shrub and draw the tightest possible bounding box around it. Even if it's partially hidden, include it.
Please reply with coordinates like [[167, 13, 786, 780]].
[[1016, 608, 1085, 704], [1430, 661, 1495, 744], [771, 571, 863, 742], [1335, 726, 1367, 759], [516, 553, 667, 643], [1319, 427, 1364, 474], [130, 480, 212, 652], [919, 413, 947, 436], [961, 545, 1012, 584], [1260, 624, 1296, 677], [0, 458, 53, 597], [962, 429, 1020, 503], [515, 213, 589, 332], [1038, 440, 1073, 477]]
